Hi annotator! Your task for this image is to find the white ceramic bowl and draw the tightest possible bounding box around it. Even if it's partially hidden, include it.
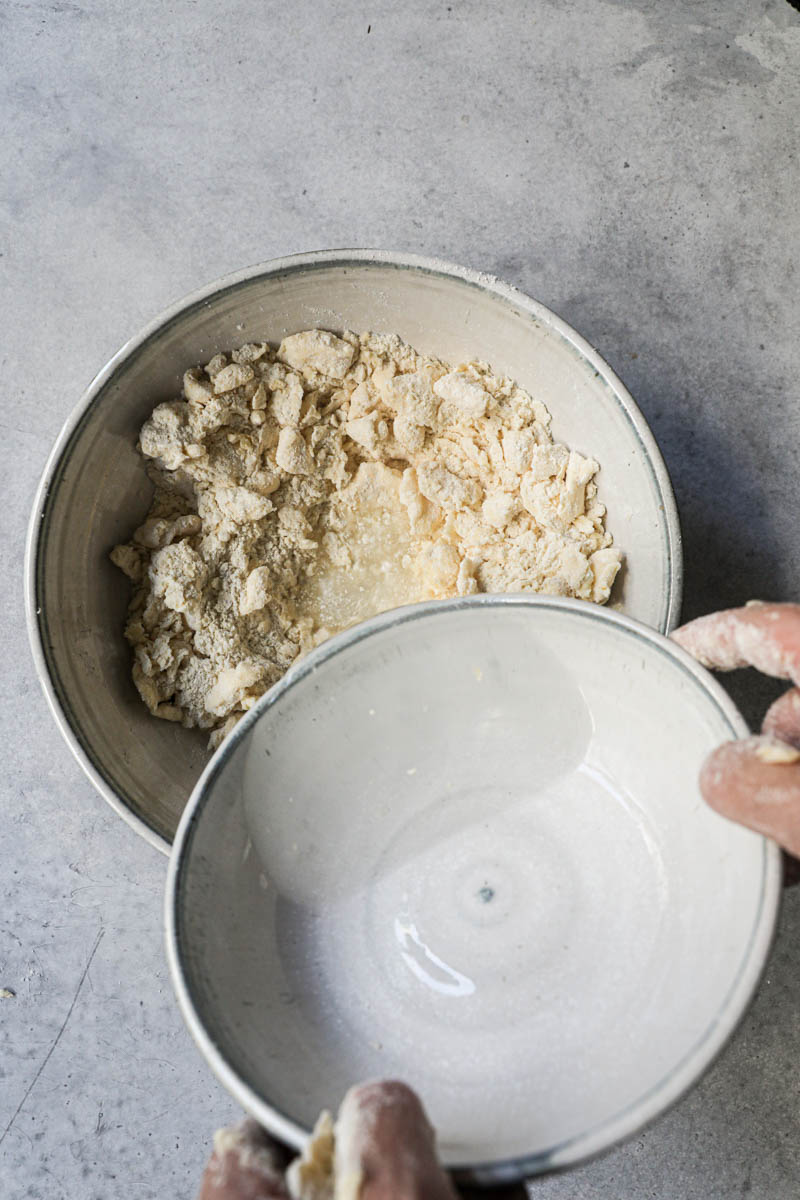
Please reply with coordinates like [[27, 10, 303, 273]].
[[26, 251, 682, 850], [166, 596, 779, 1185]]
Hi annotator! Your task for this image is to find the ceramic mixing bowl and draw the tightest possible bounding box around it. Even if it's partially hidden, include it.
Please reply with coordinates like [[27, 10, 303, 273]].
[[26, 251, 682, 850], [165, 596, 778, 1185]]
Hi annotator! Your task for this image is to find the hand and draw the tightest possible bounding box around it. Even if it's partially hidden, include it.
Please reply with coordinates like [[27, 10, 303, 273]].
[[196, 1080, 458, 1200], [672, 602, 800, 856], [196, 1119, 289, 1200], [332, 1081, 458, 1200]]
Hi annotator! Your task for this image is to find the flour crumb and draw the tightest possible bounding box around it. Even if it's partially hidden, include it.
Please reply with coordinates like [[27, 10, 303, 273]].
[[755, 739, 800, 765], [112, 330, 623, 743]]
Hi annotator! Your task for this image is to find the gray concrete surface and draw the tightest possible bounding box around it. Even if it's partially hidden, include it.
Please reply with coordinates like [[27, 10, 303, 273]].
[[2, 1, 800, 1196]]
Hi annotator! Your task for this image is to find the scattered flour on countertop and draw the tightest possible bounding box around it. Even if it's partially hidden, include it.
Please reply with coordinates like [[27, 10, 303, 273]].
[[111, 329, 623, 745]]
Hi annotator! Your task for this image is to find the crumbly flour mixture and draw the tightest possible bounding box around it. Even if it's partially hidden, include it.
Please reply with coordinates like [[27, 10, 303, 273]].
[[112, 329, 622, 746]]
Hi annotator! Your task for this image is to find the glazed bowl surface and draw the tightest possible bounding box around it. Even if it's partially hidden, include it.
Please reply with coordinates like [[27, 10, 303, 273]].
[[166, 597, 777, 1183]]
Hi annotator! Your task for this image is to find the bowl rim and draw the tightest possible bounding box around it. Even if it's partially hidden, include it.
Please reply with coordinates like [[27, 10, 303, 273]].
[[164, 594, 780, 1184], [24, 248, 683, 854]]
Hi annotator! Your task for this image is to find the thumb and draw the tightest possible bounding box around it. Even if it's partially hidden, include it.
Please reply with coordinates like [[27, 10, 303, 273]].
[[335, 1081, 458, 1200], [700, 736, 800, 857], [197, 1119, 290, 1200]]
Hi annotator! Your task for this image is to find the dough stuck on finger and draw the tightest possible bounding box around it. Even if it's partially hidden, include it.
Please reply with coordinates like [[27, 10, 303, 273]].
[[754, 739, 800, 765], [285, 1112, 336, 1200]]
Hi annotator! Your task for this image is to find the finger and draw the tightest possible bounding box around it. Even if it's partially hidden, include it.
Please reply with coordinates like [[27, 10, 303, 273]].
[[197, 1119, 290, 1200], [671, 603, 800, 683], [762, 688, 800, 749], [335, 1080, 458, 1200], [700, 736, 800, 858]]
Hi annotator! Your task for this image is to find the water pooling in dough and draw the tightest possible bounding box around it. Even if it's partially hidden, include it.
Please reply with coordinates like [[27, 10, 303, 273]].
[[296, 463, 424, 633]]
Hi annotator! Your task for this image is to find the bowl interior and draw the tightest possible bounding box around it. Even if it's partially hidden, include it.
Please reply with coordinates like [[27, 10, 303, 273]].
[[31, 254, 680, 846], [169, 599, 776, 1177]]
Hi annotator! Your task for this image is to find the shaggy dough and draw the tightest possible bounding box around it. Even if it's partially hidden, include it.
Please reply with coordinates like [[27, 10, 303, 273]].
[[112, 329, 623, 745]]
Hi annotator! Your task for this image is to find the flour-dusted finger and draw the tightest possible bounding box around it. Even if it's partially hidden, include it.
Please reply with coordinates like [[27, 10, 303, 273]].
[[700, 737, 800, 858], [197, 1118, 291, 1200], [762, 687, 800, 750], [671, 603, 800, 683], [335, 1080, 458, 1200]]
